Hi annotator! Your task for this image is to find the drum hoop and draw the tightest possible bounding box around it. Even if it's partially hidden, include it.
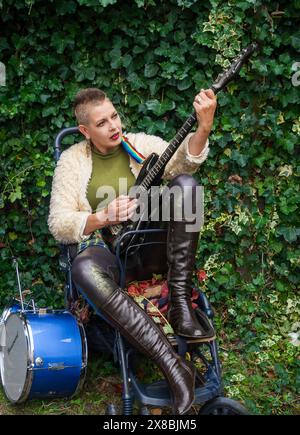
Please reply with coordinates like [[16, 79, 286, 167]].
[[1, 305, 17, 323], [19, 314, 35, 402], [74, 320, 88, 396]]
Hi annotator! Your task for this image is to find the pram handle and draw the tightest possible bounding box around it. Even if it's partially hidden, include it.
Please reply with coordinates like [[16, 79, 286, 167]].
[[54, 126, 80, 162]]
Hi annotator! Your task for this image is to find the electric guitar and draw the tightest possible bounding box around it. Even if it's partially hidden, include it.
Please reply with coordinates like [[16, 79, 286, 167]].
[[102, 43, 258, 255]]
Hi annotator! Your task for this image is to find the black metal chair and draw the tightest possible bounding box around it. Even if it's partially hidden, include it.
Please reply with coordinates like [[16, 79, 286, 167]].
[[53, 127, 249, 415]]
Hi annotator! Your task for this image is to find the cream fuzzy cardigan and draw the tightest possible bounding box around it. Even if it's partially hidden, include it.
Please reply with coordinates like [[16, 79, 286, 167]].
[[48, 132, 209, 244]]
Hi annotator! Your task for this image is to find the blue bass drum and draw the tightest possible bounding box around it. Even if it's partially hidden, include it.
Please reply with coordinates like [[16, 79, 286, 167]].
[[0, 308, 87, 403]]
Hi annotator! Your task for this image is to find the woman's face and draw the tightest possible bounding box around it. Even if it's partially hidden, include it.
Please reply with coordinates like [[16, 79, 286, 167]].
[[79, 99, 123, 154]]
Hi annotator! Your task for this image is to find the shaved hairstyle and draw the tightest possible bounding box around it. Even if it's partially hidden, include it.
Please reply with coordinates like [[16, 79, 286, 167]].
[[73, 88, 107, 125]]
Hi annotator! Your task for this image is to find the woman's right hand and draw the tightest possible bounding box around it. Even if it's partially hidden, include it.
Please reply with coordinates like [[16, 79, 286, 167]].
[[97, 195, 138, 225]]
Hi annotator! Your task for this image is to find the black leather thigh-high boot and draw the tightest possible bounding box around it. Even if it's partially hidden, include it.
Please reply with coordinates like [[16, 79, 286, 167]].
[[166, 174, 214, 339], [71, 246, 196, 415], [101, 288, 196, 414]]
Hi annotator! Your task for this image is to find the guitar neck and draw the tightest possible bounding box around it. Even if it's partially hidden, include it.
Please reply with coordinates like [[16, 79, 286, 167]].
[[139, 43, 257, 190], [140, 83, 219, 190], [140, 112, 196, 190]]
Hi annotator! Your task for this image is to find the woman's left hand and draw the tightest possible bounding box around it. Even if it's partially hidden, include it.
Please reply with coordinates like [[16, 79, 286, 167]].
[[193, 89, 217, 133]]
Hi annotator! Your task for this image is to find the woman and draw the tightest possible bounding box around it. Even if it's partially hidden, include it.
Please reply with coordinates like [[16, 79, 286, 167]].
[[48, 88, 217, 414]]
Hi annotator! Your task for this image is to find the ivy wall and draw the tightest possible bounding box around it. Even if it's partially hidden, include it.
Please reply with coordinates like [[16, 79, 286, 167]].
[[0, 0, 299, 413]]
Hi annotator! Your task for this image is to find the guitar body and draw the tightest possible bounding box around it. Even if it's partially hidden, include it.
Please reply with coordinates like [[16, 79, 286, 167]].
[[102, 153, 160, 255], [135, 153, 163, 186]]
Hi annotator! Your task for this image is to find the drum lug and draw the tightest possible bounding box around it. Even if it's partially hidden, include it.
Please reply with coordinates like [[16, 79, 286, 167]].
[[35, 357, 44, 367]]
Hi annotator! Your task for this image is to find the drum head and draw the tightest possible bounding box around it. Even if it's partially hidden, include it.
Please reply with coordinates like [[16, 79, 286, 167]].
[[0, 320, 4, 386], [1, 313, 29, 402]]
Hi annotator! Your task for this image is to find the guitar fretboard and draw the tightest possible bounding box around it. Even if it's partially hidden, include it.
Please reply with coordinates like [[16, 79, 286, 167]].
[[138, 44, 257, 190], [140, 113, 197, 190]]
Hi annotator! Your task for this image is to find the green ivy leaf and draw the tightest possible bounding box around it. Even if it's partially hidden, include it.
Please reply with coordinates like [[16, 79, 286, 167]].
[[145, 99, 176, 116], [277, 227, 300, 243], [8, 186, 22, 202], [231, 150, 248, 167], [144, 63, 159, 78], [177, 77, 193, 91]]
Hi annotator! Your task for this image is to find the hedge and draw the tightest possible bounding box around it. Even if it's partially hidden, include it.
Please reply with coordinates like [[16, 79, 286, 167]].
[[0, 0, 299, 414]]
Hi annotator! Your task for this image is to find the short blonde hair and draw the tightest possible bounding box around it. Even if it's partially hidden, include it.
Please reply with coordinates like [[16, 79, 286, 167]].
[[73, 88, 107, 125]]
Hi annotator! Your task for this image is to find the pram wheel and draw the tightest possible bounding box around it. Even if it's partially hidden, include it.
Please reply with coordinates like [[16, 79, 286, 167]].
[[106, 403, 120, 415], [199, 397, 250, 415], [140, 406, 151, 415]]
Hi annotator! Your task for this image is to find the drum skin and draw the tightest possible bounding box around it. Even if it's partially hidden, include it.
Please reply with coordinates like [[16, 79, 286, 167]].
[[0, 301, 22, 387], [1, 309, 87, 403]]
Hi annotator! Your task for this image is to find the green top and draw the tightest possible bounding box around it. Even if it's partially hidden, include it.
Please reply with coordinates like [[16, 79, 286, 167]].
[[87, 143, 136, 213]]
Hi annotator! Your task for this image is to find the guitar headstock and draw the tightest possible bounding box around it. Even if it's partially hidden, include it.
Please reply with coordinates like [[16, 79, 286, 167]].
[[211, 43, 258, 94]]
